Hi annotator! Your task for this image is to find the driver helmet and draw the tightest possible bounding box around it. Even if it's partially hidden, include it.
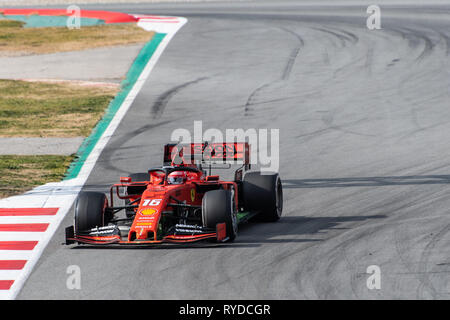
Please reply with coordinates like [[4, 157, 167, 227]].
[[167, 171, 187, 185]]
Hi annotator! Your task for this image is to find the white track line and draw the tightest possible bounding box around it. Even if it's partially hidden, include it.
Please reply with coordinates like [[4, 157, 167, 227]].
[[0, 233, 45, 242], [0, 251, 32, 260], [0, 271, 22, 281], [0, 217, 55, 224]]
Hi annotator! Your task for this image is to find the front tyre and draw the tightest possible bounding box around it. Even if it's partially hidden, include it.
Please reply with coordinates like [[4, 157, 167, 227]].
[[202, 190, 237, 242], [74, 191, 109, 232]]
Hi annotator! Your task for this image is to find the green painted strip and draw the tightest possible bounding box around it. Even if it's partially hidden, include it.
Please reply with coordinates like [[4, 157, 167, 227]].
[[237, 211, 258, 224], [64, 33, 167, 180], [0, 15, 105, 28]]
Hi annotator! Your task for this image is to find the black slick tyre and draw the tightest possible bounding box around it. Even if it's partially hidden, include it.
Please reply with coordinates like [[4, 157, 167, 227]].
[[202, 189, 237, 242], [242, 171, 283, 222]]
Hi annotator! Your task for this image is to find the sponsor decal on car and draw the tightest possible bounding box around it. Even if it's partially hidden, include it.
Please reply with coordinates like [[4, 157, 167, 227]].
[[176, 228, 204, 233], [141, 208, 157, 216], [136, 222, 153, 227], [137, 216, 156, 221], [175, 224, 203, 229], [142, 199, 162, 206]]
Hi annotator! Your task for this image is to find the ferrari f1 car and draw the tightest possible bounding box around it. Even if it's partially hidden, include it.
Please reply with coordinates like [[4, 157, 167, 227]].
[[65, 142, 283, 245]]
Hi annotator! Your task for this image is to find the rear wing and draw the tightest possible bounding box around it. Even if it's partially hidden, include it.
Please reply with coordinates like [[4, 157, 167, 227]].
[[164, 142, 250, 167]]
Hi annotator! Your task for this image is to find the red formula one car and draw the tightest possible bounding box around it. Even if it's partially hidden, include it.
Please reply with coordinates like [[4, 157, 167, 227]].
[[65, 142, 283, 246]]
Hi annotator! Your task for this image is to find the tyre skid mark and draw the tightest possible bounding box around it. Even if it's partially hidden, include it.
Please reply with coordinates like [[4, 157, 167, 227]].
[[152, 77, 209, 118], [244, 27, 304, 116], [415, 223, 450, 299]]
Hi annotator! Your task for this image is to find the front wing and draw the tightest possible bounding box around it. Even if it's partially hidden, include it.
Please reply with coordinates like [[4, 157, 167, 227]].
[[65, 223, 227, 246]]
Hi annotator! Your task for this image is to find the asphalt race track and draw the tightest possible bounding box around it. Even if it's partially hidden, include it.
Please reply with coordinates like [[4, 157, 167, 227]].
[[18, 1, 450, 299]]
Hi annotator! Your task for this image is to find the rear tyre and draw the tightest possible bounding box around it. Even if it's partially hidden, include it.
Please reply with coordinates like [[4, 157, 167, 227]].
[[74, 191, 108, 232], [125, 172, 149, 217], [242, 171, 283, 222], [202, 190, 237, 242]]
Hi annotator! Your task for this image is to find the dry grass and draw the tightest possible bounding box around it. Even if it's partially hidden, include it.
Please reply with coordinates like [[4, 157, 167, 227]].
[[0, 155, 74, 198], [0, 19, 155, 56], [0, 20, 153, 197], [0, 79, 119, 137]]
